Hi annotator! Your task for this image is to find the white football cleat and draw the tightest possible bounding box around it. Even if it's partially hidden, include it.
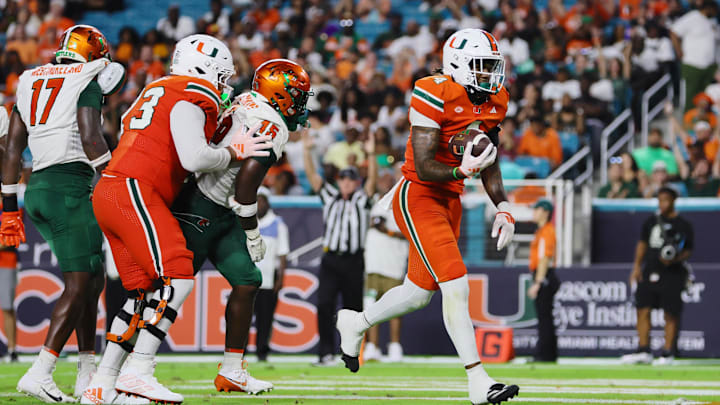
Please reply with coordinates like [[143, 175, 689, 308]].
[[620, 351, 653, 365], [82, 372, 151, 404], [336, 309, 366, 372], [363, 342, 381, 362], [214, 360, 273, 394], [653, 355, 674, 366], [386, 342, 404, 363], [75, 363, 96, 397], [17, 369, 76, 403], [115, 355, 182, 404]]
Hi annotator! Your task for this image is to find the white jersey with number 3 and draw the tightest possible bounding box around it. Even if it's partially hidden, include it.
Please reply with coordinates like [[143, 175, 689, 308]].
[[15, 58, 108, 171], [196, 91, 290, 208]]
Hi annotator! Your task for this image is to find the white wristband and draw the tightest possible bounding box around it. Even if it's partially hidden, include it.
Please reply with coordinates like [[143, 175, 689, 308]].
[[1, 184, 18, 194], [244, 227, 260, 240], [90, 151, 112, 168], [228, 196, 257, 217]]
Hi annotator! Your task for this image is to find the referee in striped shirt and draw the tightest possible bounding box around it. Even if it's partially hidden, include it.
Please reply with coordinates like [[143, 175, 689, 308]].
[[303, 129, 377, 365]]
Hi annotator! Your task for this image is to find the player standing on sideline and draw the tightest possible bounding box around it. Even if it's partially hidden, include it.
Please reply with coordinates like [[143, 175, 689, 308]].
[[171, 59, 311, 395], [82, 34, 271, 405], [336, 28, 519, 404], [1, 25, 125, 403]]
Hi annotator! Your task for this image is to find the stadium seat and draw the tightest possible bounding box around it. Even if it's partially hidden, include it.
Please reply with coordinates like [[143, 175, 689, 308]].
[[558, 131, 580, 160], [514, 156, 551, 178]]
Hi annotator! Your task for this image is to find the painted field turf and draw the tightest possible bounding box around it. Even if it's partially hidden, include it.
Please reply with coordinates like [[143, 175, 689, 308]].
[[1, 356, 719, 404]]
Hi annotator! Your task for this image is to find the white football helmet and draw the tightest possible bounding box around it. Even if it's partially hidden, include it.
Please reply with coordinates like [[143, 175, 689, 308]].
[[443, 28, 505, 102], [170, 34, 235, 96]]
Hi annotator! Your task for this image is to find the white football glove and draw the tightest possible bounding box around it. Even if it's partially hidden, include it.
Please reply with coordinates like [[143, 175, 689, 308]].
[[458, 141, 497, 178], [245, 228, 267, 262], [228, 123, 273, 160], [491, 202, 515, 251]]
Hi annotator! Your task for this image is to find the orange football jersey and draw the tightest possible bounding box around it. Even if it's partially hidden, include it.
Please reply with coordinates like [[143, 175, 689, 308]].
[[106, 75, 222, 204], [403, 75, 509, 194]]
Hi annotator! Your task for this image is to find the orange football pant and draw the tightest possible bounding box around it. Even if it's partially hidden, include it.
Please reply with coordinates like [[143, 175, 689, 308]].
[[392, 178, 466, 291], [93, 176, 194, 291]]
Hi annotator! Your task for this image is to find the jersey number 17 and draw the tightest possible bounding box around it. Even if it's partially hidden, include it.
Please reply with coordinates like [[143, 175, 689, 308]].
[[29, 78, 64, 126]]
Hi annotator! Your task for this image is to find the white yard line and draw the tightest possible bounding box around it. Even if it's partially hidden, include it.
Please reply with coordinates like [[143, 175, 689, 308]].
[[171, 383, 720, 397], [178, 393, 707, 404], [186, 377, 720, 389]]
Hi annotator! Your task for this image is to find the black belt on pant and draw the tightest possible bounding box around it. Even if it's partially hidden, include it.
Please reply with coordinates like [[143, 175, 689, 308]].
[[324, 249, 363, 257]]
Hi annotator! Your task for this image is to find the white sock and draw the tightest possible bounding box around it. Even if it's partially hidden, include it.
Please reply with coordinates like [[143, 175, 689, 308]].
[[466, 360, 491, 380], [31, 348, 58, 375], [439, 275, 481, 366], [220, 350, 244, 373], [98, 299, 136, 376], [364, 276, 434, 327], [133, 279, 194, 358], [78, 352, 96, 373]]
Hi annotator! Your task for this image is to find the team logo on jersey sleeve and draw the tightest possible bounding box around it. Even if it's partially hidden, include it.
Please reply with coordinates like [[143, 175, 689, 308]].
[[455, 106, 463, 113]]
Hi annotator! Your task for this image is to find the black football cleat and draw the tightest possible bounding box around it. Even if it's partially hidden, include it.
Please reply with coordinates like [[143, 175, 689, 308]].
[[484, 383, 519, 404], [341, 353, 360, 373]]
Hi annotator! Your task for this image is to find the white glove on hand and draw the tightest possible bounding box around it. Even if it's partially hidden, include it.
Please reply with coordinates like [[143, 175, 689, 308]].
[[229, 123, 273, 160], [491, 202, 515, 251], [245, 228, 267, 262], [458, 141, 497, 178]]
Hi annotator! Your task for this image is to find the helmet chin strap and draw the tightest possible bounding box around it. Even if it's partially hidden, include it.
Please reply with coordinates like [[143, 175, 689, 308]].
[[466, 86, 490, 105]]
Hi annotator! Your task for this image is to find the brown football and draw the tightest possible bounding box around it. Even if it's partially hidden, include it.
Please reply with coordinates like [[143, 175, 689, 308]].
[[448, 128, 491, 160]]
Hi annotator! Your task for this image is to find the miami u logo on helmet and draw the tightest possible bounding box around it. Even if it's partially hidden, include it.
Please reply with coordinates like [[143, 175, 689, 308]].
[[448, 37, 467, 49], [195, 41, 218, 57]]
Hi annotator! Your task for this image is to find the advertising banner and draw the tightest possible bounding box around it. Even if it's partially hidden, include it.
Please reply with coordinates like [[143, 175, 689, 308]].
[[1, 209, 717, 358]]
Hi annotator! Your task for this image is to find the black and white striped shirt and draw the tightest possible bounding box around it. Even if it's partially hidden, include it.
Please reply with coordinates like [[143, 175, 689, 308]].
[[319, 182, 371, 255]]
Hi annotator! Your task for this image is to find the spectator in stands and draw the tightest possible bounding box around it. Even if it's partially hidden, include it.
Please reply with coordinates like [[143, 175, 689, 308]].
[[386, 20, 435, 62], [598, 156, 641, 198], [623, 186, 693, 365], [667, 103, 719, 163], [253, 187, 289, 362], [6, 4, 41, 38], [1, 51, 24, 99], [595, 27, 631, 115], [376, 86, 405, 130], [249, 35, 282, 68], [372, 11, 403, 51], [248, 0, 281, 33], [143, 29, 171, 62], [642, 161, 671, 198], [517, 115, 563, 169], [156, 4, 195, 42], [632, 128, 678, 176], [671, 0, 718, 112], [498, 117, 518, 160], [36, 26, 58, 65], [236, 16, 263, 52], [114, 27, 140, 64], [38, 0, 74, 41], [5, 24, 38, 66], [528, 199, 560, 363], [672, 134, 720, 197], [128, 45, 166, 84], [683, 92, 717, 131], [542, 67, 581, 112], [324, 124, 366, 171], [201, 0, 230, 37], [620, 151, 641, 188]]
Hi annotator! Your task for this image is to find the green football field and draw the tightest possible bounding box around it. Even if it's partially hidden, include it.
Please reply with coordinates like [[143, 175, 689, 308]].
[[2, 355, 719, 404]]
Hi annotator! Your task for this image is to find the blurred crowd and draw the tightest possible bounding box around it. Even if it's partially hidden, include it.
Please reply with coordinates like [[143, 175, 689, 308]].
[[1, 0, 720, 199]]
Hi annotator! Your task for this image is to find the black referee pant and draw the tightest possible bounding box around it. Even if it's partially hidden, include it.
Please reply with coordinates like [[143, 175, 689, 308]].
[[253, 288, 278, 361], [534, 268, 560, 362], [317, 251, 364, 358]]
